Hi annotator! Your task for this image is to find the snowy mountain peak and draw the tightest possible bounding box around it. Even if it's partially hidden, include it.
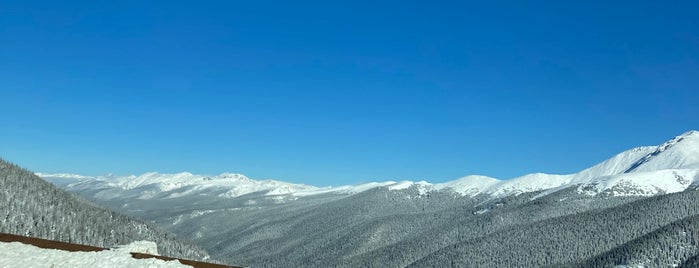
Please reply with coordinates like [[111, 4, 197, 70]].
[[683, 130, 699, 136], [117, 172, 199, 190], [217, 173, 251, 182], [432, 175, 499, 196], [623, 130, 699, 173], [649, 130, 692, 153]]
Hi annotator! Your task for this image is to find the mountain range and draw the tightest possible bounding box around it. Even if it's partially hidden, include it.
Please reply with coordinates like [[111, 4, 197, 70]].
[[40, 130, 699, 267], [43, 130, 699, 199]]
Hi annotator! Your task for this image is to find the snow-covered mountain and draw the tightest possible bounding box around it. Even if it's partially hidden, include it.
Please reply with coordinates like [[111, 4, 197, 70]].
[[39, 172, 319, 200], [37, 130, 699, 267], [400, 130, 699, 197], [42, 130, 699, 199]]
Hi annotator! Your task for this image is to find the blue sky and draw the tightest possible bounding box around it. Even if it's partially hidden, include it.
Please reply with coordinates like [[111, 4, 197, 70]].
[[1, 1, 698, 186]]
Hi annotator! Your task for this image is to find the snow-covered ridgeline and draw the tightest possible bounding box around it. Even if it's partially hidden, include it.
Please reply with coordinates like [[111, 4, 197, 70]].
[[40, 130, 699, 198], [40, 171, 319, 199]]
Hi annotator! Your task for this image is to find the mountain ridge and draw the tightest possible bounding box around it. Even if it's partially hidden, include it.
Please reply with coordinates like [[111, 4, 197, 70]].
[[41, 130, 699, 199]]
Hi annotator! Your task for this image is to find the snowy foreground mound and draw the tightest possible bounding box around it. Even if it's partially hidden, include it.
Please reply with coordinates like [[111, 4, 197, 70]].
[[0, 241, 190, 268]]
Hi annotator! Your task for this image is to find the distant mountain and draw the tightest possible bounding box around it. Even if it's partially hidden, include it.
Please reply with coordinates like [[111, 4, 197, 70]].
[[0, 159, 210, 261], [42, 130, 699, 267], [39, 172, 319, 200], [45, 130, 699, 200]]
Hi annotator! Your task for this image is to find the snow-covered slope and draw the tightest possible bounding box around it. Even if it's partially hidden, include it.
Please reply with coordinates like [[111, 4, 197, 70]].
[[469, 130, 698, 197], [41, 130, 699, 200], [0, 241, 189, 268], [623, 130, 699, 173], [576, 168, 699, 196], [431, 175, 499, 196]]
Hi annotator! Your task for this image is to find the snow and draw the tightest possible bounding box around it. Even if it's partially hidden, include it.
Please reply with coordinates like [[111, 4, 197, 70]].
[[42, 172, 318, 199], [576, 168, 699, 196], [432, 175, 499, 196], [623, 130, 699, 173], [0, 241, 190, 268], [502, 130, 699, 198], [474, 208, 490, 215], [35, 173, 96, 180], [291, 182, 397, 196], [291, 180, 434, 197], [569, 146, 657, 183], [387, 181, 416, 190], [486, 173, 571, 197], [113, 240, 160, 255], [39, 130, 699, 199]]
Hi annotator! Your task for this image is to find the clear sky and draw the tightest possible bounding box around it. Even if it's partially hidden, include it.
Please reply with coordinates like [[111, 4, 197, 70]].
[[1, 1, 698, 186]]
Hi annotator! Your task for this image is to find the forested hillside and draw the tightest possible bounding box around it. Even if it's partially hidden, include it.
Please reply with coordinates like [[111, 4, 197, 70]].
[[410, 187, 699, 267], [0, 159, 209, 261], [573, 213, 699, 267]]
